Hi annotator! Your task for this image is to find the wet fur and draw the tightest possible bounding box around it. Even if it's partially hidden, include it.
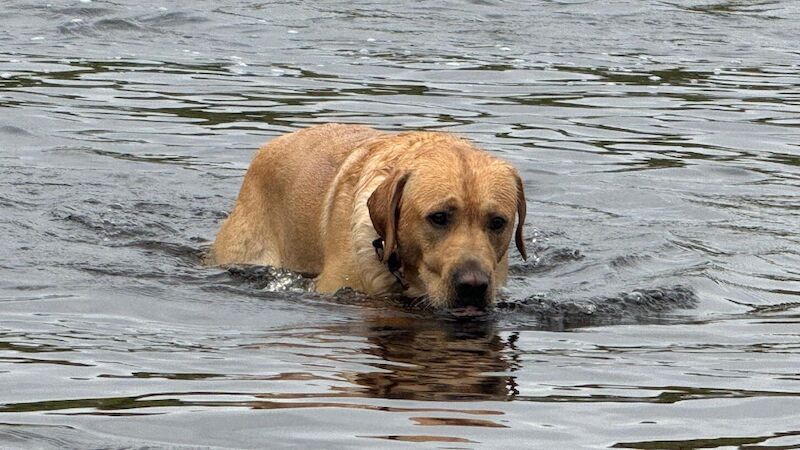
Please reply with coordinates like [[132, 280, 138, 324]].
[[209, 123, 527, 308]]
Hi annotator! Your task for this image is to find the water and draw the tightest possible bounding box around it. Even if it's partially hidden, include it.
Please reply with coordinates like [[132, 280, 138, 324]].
[[1, 0, 799, 447]]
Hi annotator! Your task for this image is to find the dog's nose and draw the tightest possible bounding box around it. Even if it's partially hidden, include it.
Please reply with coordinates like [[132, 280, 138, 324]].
[[453, 264, 490, 309]]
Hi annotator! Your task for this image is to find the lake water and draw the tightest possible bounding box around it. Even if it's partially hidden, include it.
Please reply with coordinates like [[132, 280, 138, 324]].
[[1, 0, 799, 448]]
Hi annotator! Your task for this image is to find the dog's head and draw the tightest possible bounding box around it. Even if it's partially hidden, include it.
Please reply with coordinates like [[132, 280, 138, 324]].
[[368, 135, 526, 311]]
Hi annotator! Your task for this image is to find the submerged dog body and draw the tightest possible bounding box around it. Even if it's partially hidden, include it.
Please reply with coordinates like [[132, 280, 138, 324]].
[[210, 123, 527, 309]]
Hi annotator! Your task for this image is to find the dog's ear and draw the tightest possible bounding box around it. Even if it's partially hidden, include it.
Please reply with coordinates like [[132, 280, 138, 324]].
[[514, 172, 528, 261], [368, 170, 411, 261]]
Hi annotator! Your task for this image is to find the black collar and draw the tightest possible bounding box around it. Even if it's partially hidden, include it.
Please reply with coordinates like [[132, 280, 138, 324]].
[[372, 238, 408, 290]]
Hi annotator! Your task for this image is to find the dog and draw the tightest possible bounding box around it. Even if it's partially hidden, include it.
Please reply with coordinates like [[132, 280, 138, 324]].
[[209, 123, 527, 311]]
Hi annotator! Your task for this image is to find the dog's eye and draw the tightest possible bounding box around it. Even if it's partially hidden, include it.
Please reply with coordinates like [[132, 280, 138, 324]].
[[428, 212, 449, 228], [488, 216, 506, 231]]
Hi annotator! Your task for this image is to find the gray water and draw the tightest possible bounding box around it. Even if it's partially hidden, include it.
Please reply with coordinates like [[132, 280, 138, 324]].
[[2, 0, 799, 448]]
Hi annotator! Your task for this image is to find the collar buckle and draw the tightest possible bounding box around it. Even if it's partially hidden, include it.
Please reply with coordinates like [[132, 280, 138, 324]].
[[372, 238, 408, 290]]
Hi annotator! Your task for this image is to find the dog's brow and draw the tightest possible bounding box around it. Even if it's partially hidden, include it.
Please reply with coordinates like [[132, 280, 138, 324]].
[[480, 200, 508, 213], [427, 197, 460, 213]]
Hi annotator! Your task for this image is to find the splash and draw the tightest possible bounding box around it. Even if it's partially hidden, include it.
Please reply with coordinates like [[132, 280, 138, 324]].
[[225, 265, 315, 293], [497, 285, 698, 330]]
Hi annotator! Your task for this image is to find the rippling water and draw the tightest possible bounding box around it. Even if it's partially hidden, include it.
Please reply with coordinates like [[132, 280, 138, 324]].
[[2, 0, 799, 448]]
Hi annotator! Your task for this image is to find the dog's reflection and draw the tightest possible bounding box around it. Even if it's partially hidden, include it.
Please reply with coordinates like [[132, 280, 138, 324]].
[[335, 313, 520, 402]]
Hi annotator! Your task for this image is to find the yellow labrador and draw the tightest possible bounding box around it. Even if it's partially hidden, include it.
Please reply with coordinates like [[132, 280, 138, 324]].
[[209, 123, 527, 311]]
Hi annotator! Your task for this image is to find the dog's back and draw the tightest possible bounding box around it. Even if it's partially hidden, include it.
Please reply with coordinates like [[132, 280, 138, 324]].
[[209, 123, 383, 272]]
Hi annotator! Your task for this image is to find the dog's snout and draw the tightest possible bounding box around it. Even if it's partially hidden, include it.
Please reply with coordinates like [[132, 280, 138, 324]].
[[453, 263, 490, 308]]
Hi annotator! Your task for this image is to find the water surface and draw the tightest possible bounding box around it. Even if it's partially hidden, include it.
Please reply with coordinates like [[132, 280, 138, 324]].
[[1, 0, 799, 448]]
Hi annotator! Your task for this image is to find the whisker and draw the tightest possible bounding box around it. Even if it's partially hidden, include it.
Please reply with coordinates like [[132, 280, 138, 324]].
[[409, 295, 431, 310]]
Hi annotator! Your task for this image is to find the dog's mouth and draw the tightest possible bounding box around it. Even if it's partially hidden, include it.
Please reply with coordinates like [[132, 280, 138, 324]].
[[402, 295, 491, 318], [449, 305, 489, 318]]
